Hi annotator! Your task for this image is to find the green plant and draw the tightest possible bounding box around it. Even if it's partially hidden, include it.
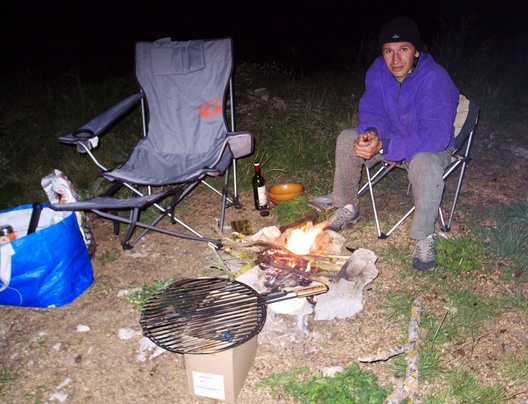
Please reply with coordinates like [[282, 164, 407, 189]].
[[256, 364, 391, 403], [97, 250, 119, 266], [425, 368, 512, 403], [383, 286, 502, 385], [500, 288, 528, 312], [36, 335, 47, 348], [436, 236, 487, 272], [272, 195, 319, 226], [0, 365, 17, 386], [489, 212, 528, 263], [380, 290, 416, 320], [472, 199, 528, 278], [24, 385, 49, 403], [378, 243, 409, 265], [500, 347, 528, 384], [391, 349, 444, 382], [125, 276, 175, 309], [442, 288, 501, 338]]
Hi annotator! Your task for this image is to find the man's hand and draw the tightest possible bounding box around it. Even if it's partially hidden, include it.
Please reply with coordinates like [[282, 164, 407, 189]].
[[354, 131, 383, 160]]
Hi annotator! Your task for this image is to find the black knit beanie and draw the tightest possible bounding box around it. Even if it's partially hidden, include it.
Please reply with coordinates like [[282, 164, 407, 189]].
[[378, 17, 422, 51]]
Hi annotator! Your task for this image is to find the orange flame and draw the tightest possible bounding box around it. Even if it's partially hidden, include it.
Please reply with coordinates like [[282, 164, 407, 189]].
[[284, 222, 326, 255]]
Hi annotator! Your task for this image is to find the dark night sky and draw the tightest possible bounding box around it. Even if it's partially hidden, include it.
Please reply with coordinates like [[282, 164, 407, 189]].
[[2, 0, 526, 78]]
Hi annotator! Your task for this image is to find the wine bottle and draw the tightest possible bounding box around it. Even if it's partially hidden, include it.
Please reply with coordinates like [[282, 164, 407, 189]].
[[252, 162, 268, 210]]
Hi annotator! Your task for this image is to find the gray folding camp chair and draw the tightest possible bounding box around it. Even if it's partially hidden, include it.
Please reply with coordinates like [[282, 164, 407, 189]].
[[50, 38, 254, 249], [357, 95, 479, 238]]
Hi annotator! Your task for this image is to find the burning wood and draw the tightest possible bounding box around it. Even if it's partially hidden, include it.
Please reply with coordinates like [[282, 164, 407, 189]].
[[256, 242, 347, 276], [215, 220, 350, 292], [257, 245, 328, 287]]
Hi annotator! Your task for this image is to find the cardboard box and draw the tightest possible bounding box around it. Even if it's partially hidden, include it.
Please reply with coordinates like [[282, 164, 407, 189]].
[[184, 336, 258, 403]]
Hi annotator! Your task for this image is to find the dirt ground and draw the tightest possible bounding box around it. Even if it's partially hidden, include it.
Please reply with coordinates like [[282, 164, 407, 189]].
[[1, 119, 527, 403]]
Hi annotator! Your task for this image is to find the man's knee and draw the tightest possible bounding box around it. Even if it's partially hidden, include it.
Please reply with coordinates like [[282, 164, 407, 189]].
[[409, 152, 445, 182], [336, 128, 358, 149]]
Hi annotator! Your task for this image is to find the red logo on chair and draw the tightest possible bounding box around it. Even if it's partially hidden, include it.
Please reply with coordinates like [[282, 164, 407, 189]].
[[199, 98, 223, 118]]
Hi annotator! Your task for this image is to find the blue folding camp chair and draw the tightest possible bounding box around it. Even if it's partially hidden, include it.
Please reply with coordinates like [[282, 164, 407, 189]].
[[50, 38, 254, 249]]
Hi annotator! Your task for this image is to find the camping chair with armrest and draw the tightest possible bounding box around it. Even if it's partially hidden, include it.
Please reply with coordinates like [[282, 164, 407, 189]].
[[357, 94, 479, 238], [50, 38, 254, 249]]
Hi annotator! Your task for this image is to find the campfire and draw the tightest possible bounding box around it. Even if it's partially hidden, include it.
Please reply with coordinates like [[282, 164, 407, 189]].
[[253, 221, 346, 290], [220, 218, 380, 332]]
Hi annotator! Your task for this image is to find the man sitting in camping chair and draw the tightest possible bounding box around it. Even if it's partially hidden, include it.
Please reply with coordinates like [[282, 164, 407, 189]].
[[327, 17, 459, 271]]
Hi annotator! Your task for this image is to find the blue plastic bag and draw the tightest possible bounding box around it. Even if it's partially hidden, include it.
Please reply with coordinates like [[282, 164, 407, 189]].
[[0, 204, 93, 307]]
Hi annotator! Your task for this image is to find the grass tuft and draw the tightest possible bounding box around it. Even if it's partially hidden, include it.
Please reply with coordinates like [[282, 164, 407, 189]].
[[425, 368, 512, 403], [271, 195, 319, 226], [125, 277, 175, 309], [472, 199, 528, 278], [499, 348, 528, 385], [256, 363, 391, 403], [436, 236, 488, 272]]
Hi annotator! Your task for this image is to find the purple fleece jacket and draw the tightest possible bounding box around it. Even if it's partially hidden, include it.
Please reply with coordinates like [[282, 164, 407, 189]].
[[356, 52, 459, 162]]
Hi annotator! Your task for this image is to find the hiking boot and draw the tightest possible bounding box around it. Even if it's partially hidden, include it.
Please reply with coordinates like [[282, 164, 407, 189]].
[[412, 236, 436, 271], [326, 205, 360, 232]]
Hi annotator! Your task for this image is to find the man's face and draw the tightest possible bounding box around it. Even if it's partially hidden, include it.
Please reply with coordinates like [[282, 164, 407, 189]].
[[382, 42, 420, 81]]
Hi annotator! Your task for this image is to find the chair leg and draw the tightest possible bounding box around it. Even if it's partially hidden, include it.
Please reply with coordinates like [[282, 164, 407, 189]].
[[438, 206, 448, 232], [121, 207, 140, 250], [365, 166, 385, 238], [219, 167, 230, 232], [444, 161, 469, 231], [103, 182, 127, 235], [385, 206, 415, 237], [92, 209, 222, 249]]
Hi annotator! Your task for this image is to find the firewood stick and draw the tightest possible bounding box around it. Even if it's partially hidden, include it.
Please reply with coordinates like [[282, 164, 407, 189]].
[[260, 260, 329, 284], [258, 252, 343, 275], [208, 245, 235, 281], [385, 296, 422, 404], [358, 344, 411, 362], [357, 297, 422, 404], [303, 251, 351, 260]]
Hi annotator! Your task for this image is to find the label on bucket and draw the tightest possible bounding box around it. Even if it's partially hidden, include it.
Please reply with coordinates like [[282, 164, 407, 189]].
[[192, 371, 225, 400]]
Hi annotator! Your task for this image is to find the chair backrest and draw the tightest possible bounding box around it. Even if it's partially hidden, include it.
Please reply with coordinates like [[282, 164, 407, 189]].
[[453, 94, 479, 151], [103, 38, 235, 186], [135, 38, 233, 158]]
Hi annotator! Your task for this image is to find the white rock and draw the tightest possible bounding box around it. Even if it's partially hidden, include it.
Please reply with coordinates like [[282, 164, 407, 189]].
[[124, 252, 148, 258], [76, 325, 90, 332], [136, 337, 165, 362], [117, 288, 141, 297], [314, 248, 379, 321], [50, 392, 68, 403], [118, 327, 139, 340], [323, 366, 344, 377], [57, 377, 72, 389]]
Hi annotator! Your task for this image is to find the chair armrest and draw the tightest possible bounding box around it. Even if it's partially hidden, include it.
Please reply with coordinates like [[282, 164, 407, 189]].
[[227, 131, 254, 158], [58, 93, 145, 146]]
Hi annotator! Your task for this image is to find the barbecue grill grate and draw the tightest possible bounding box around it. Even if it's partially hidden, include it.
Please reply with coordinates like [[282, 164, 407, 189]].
[[140, 278, 268, 354]]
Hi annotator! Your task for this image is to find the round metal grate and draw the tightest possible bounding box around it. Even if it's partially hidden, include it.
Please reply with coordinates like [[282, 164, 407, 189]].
[[140, 277, 267, 354]]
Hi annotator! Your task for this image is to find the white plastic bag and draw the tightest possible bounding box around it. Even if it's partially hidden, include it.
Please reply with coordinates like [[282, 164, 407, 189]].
[[41, 169, 96, 258]]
